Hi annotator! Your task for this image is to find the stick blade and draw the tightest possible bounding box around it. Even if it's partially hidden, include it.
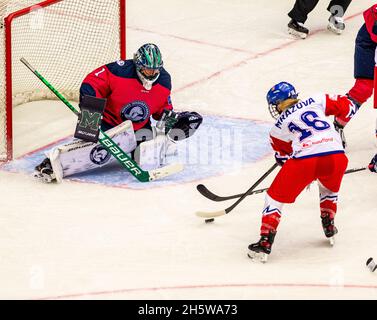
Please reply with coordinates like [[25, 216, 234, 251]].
[[195, 209, 226, 218], [148, 163, 184, 181], [196, 184, 219, 201]]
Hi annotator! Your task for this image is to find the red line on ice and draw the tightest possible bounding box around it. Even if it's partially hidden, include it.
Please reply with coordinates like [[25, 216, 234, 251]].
[[172, 10, 364, 93], [34, 282, 377, 300]]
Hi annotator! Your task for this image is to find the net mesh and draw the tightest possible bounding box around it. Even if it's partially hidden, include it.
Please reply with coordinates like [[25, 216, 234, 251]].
[[0, 0, 124, 160]]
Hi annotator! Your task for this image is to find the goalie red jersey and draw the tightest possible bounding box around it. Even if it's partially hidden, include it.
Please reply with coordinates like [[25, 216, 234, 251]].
[[80, 59, 173, 131]]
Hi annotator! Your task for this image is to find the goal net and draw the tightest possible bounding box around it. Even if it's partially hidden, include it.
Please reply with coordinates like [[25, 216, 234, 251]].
[[0, 0, 125, 161]]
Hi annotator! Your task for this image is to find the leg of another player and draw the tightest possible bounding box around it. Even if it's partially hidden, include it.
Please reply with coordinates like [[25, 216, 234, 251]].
[[347, 24, 376, 108], [334, 24, 376, 147], [287, 0, 319, 39], [327, 0, 352, 34]]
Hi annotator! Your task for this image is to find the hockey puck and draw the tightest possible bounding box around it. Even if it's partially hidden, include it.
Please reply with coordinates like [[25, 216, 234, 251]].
[[205, 218, 215, 223], [367, 257, 377, 272]]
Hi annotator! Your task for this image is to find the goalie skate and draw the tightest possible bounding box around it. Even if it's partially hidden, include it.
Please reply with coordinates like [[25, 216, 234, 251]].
[[33, 158, 56, 183]]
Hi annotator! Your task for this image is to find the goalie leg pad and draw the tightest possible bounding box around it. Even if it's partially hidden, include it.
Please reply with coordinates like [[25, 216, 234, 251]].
[[47, 121, 136, 182], [133, 134, 177, 169]]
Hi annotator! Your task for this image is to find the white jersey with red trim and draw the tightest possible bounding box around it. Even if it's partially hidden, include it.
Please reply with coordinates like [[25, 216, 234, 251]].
[[270, 94, 358, 159]]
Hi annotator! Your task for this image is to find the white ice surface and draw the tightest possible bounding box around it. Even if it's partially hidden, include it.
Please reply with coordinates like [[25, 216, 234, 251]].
[[1, 0, 377, 299]]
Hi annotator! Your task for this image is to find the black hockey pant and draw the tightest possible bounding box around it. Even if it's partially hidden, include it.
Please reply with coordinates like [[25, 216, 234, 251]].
[[288, 0, 352, 24]]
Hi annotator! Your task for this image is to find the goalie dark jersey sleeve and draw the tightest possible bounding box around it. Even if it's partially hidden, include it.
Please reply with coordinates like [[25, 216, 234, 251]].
[[79, 60, 173, 131]]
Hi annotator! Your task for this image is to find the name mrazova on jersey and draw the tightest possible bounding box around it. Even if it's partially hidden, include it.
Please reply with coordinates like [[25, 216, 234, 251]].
[[275, 98, 315, 129]]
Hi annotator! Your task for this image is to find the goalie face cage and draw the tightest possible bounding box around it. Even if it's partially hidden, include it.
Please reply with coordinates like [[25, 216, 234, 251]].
[[0, 0, 126, 161]]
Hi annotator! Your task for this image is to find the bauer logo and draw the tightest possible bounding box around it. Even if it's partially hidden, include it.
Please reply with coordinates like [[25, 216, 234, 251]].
[[121, 101, 150, 123], [90, 145, 112, 165]]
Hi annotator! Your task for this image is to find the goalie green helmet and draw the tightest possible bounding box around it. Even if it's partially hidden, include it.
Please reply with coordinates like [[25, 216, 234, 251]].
[[134, 43, 163, 89]]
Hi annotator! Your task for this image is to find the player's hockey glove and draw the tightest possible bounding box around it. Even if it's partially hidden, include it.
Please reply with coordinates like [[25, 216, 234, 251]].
[[167, 111, 203, 141], [274, 152, 289, 167], [368, 154, 377, 173]]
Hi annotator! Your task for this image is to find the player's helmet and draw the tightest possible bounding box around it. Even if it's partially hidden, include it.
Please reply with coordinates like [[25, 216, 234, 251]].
[[266, 82, 298, 119], [134, 43, 163, 86]]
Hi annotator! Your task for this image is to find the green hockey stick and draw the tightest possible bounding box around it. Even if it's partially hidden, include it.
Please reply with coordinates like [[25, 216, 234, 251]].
[[20, 58, 183, 182]]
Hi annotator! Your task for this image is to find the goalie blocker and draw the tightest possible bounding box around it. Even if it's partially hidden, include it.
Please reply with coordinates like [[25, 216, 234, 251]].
[[74, 95, 106, 143]]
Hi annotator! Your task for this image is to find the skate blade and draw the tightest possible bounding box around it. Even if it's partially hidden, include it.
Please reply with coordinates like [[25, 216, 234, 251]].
[[247, 250, 268, 263], [327, 24, 343, 35], [367, 258, 377, 272], [33, 172, 55, 183], [288, 28, 307, 39], [328, 236, 335, 246]]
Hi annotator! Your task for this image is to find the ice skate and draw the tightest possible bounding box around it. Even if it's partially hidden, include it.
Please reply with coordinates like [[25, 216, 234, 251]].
[[288, 19, 309, 39], [33, 158, 56, 183], [321, 213, 338, 246], [327, 15, 345, 35], [248, 231, 276, 263]]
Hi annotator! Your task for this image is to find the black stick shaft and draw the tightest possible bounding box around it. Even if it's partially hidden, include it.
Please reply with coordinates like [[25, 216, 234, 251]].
[[224, 163, 279, 214], [198, 166, 367, 202]]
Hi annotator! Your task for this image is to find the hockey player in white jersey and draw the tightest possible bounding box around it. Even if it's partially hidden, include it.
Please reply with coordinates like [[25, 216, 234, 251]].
[[248, 82, 359, 263]]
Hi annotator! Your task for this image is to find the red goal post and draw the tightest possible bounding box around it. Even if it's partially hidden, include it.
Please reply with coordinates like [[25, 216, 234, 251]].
[[0, 0, 126, 161]]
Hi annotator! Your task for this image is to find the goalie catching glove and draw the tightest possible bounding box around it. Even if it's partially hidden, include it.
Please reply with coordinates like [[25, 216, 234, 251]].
[[158, 110, 203, 141]]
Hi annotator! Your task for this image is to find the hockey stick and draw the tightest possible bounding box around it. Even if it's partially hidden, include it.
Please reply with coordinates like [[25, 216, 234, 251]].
[[195, 163, 279, 218], [20, 58, 183, 182], [197, 166, 367, 203], [196, 185, 268, 202]]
